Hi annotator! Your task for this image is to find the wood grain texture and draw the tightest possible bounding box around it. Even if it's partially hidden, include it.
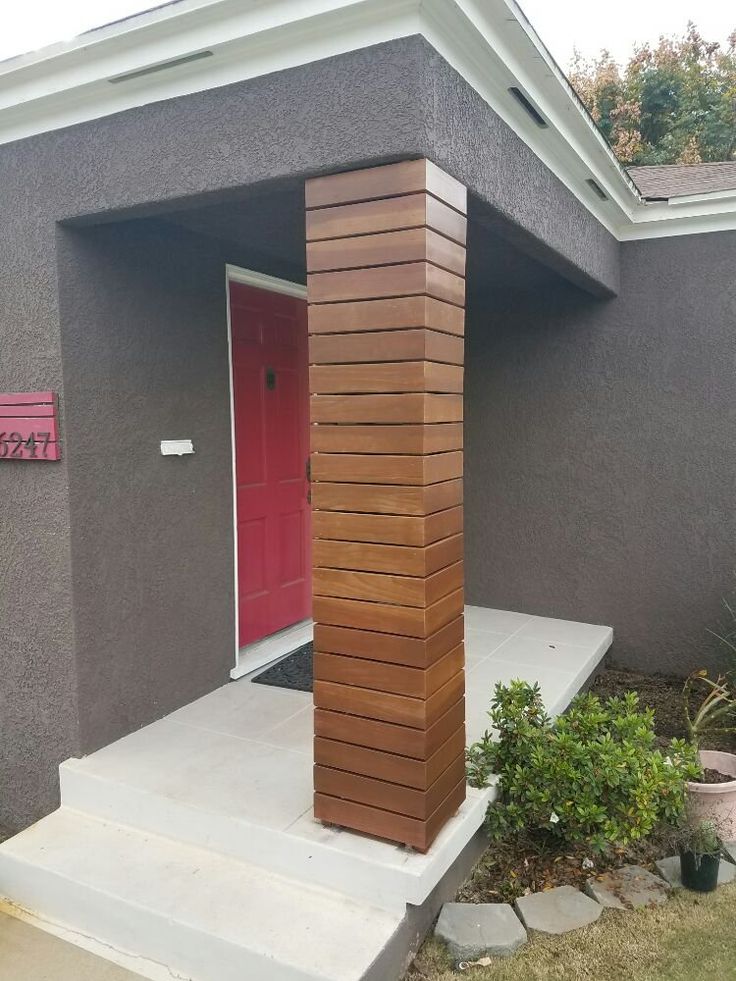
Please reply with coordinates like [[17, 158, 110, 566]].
[[311, 423, 463, 455], [314, 726, 464, 790], [314, 670, 463, 729], [310, 394, 463, 425], [305, 159, 467, 213], [314, 645, 463, 697], [309, 328, 464, 366], [307, 227, 466, 277], [313, 616, 464, 668], [308, 295, 464, 336], [312, 506, 463, 546], [308, 262, 465, 307], [310, 361, 463, 394], [313, 588, 463, 639], [310, 451, 463, 486], [305, 192, 467, 245], [314, 698, 464, 757], [314, 776, 465, 852], [307, 160, 466, 850], [313, 534, 463, 576], [311, 478, 462, 516], [313, 562, 463, 608], [314, 755, 465, 819]]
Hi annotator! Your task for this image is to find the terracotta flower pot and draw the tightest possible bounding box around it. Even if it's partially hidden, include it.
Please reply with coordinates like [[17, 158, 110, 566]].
[[686, 750, 736, 840]]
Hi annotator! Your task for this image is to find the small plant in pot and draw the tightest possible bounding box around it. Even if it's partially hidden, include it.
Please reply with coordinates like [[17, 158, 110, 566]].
[[683, 670, 736, 840], [675, 818, 723, 893]]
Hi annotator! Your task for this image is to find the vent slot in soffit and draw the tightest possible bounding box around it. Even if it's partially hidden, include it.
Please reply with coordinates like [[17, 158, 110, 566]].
[[109, 50, 214, 84]]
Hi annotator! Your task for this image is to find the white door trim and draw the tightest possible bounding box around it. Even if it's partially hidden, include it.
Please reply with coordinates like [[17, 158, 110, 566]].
[[225, 264, 308, 679]]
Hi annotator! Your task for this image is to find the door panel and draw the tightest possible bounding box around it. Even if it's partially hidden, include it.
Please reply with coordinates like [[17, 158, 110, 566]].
[[230, 281, 311, 646]]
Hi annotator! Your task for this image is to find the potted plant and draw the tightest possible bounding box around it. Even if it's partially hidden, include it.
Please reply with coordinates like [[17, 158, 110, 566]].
[[683, 670, 736, 839], [676, 818, 723, 893]]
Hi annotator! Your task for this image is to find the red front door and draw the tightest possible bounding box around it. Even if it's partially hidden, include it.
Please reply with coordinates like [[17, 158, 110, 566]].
[[229, 281, 311, 647]]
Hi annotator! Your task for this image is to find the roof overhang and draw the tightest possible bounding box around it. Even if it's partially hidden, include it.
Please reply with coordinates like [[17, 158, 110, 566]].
[[0, 0, 734, 243]]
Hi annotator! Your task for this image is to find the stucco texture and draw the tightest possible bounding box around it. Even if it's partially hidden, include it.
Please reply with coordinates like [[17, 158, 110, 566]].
[[465, 230, 736, 675]]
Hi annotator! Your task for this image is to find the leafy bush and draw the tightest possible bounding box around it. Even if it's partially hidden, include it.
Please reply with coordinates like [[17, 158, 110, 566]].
[[467, 680, 701, 852]]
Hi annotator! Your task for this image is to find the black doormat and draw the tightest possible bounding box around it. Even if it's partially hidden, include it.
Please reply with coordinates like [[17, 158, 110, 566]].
[[252, 641, 314, 693]]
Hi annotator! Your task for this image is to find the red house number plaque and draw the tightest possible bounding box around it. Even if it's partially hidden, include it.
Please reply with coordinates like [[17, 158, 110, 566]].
[[0, 392, 61, 461]]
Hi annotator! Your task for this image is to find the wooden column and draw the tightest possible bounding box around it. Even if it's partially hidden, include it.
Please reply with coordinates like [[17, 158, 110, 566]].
[[306, 160, 467, 852]]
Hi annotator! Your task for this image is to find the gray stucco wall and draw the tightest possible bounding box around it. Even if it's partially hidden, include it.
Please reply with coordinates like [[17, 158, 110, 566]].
[[0, 203, 79, 834], [465, 229, 736, 675], [57, 220, 264, 751], [0, 36, 620, 829]]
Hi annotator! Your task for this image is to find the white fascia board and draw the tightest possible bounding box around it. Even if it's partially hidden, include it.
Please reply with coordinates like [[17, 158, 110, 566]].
[[620, 198, 736, 241], [0, 0, 421, 141], [0, 0, 735, 243]]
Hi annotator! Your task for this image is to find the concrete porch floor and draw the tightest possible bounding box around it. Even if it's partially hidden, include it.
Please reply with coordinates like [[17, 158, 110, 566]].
[[0, 607, 611, 981]]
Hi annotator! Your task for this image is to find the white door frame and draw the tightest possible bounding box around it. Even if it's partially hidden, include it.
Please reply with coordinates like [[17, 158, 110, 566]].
[[225, 264, 312, 680]]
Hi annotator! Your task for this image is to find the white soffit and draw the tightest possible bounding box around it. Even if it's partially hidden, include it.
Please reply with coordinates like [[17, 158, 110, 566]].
[[0, 0, 734, 242]]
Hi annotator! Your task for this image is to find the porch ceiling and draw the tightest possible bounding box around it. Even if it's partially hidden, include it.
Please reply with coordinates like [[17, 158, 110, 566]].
[[160, 186, 564, 297]]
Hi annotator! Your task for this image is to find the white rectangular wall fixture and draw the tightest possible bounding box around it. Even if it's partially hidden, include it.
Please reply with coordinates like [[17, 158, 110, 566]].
[[160, 439, 194, 456]]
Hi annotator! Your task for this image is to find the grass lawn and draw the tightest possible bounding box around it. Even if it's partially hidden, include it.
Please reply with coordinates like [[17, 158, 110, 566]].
[[408, 882, 736, 981]]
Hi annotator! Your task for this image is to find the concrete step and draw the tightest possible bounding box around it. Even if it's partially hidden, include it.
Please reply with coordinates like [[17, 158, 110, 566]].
[[0, 808, 402, 981], [60, 748, 493, 914]]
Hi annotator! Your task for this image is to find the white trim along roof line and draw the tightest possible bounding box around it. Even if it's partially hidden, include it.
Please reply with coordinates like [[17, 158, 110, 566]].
[[0, 0, 734, 242]]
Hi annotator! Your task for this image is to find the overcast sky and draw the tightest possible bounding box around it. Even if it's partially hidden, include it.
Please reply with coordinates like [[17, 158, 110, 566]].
[[1, 1, 734, 67]]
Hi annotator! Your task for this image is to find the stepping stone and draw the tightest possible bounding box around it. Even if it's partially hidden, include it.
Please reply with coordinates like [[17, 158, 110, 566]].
[[584, 865, 669, 909], [514, 886, 601, 935], [434, 903, 527, 961], [656, 855, 736, 888]]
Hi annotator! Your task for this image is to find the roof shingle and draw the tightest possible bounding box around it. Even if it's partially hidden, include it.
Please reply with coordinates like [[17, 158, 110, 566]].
[[628, 161, 736, 200]]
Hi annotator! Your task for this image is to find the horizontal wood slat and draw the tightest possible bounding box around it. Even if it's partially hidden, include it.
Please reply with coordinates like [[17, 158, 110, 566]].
[[310, 394, 463, 425], [311, 478, 462, 516], [313, 588, 464, 639], [313, 561, 463, 608], [311, 423, 463, 456], [313, 534, 463, 577], [305, 193, 467, 245], [305, 159, 467, 214], [314, 727, 465, 790], [314, 645, 463, 697], [314, 777, 465, 852], [313, 616, 464, 669], [308, 262, 465, 308], [314, 671, 463, 730], [307, 227, 466, 277], [314, 755, 465, 819], [314, 699, 464, 758], [307, 159, 466, 850], [309, 328, 464, 366], [310, 451, 463, 486], [308, 296, 464, 336], [312, 506, 463, 546], [310, 362, 463, 394]]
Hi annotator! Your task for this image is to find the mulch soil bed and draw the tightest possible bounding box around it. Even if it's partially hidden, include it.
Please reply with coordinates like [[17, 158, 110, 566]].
[[458, 667, 736, 905]]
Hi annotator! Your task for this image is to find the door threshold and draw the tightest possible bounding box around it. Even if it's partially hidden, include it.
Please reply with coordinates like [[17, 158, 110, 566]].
[[230, 619, 313, 680]]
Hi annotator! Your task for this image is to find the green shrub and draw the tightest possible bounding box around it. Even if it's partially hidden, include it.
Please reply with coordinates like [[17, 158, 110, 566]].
[[467, 680, 701, 852]]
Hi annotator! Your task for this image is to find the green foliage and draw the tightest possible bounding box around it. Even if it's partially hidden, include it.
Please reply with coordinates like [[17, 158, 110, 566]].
[[707, 582, 736, 672], [570, 23, 736, 165], [683, 670, 736, 747], [467, 680, 701, 852]]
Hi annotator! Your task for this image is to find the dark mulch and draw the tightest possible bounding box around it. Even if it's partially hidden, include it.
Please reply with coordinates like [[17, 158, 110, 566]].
[[457, 828, 673, 905], [700, 767, 734, 784], [252, 642, 313, 692], [591, 667, 736, 754]]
